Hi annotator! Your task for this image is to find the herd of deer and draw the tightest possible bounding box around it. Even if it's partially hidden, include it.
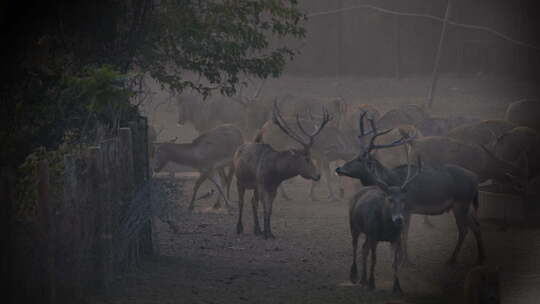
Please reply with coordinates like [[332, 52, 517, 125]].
[[151, 93, 539, 299]]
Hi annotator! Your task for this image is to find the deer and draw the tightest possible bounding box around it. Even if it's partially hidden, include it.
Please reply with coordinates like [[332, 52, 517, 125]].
[[447, 119, 517, 146], [256, 115, 356, 201], [233, 101, 331, 239], [336, 113, 485, 266], [505, 99, 540, 132], [494, 126, 539, 183], [348, 156, 421, 295], [153, 124, 244, 211]]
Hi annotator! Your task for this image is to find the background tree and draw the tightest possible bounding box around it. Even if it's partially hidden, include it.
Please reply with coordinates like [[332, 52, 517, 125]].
[[0, 0, 306, 167]]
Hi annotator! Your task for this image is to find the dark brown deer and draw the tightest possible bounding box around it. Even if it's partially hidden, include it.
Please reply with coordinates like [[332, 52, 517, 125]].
[[336, 114, 485, 265], [233, 102, 331, 239], [348, 157, 420, 295], [153, 124, 244, 211]]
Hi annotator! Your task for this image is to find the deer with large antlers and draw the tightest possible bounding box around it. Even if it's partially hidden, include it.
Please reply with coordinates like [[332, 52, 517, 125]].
[[348, 155, 421, 295], [233, 101, 331, 239], [336, 113, 485, 265]]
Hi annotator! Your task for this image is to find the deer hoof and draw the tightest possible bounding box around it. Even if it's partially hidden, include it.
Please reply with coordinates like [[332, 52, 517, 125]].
[[264, 232, 276, 240], [350, 268, 358, 284], [360, 277, 368, 286], [236, 224, 243, 234]]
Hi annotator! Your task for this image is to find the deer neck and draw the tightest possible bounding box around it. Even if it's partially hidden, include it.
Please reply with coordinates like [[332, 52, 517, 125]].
[[268, 151, 303, 185], [358, 159, 396, 186]]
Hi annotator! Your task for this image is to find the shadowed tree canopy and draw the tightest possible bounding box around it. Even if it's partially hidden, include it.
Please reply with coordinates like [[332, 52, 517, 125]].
[[0, 0, 306, 166]]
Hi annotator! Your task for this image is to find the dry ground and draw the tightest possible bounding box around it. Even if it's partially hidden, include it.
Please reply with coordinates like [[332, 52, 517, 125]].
[[86, 76, 540, 304], [86, 176, 540, 304]]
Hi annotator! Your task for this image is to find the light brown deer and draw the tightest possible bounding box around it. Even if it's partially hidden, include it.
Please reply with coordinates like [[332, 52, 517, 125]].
[[153, 124, 244, 211], [233, 102, 331, 239]]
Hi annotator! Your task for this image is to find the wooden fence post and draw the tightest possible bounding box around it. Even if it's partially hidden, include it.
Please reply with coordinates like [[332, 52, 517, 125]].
[[63, 154, 83, 300], [2, 167, 15, 303], [37, 160, 56, 304], [89, 146, 112, 289], [426, 0, 453, 109], [119, 128, 134, 194]]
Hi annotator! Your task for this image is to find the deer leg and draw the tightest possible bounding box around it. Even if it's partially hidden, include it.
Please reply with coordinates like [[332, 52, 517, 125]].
[[208, 171, 233, 212], [423, 215, 435, 228], [236, 183, 245, 234], [448, 203, 469, 265], [212, 168, 227, 209], [368, 240, 378, 290], [322, 159, 337, 201], [350, 229, 360, 284], [360, 239, 369, 285], [401, 212, 415, 267], [262, 188, 277, 239], [188, 171, 210, 211], [279, 184, 292, 201], [392, 240, 403, 296], [225, 165, 235, 200], [468, 210, 485, 265], [309, 180, 319, 201], [251, 190, 262, 235]]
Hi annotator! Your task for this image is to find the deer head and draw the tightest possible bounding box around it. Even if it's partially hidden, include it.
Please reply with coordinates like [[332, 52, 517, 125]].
[[272, 100, 332, 180], [336, 112, 414, 181], [373, 156, 422, 227]]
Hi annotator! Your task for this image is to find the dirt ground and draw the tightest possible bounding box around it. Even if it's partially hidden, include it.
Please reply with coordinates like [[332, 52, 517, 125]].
[[86, 76, 540, 304], [86, 176, 540, 304]]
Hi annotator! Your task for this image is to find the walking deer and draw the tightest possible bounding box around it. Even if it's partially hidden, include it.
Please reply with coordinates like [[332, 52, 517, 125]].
[[233, 102, 331, 239], [348, 157, 420, 295], [153, 124, 244, 211], [336, 113, 485, 265]]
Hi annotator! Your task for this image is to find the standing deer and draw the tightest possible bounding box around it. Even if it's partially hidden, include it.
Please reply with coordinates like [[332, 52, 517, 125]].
[[336, 114, 485, 265], [348, 158, 420, 295], [257, 117, 356, 201], [153, 124, 244, 211], [233, 102, 331, 239]]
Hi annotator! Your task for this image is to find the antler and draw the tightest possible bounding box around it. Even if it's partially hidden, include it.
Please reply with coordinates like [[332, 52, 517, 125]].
[[295, 105, 332, 148], [272, 100, 332, 149], [400, 155, 422, 191], [364, 118, 415, 156]]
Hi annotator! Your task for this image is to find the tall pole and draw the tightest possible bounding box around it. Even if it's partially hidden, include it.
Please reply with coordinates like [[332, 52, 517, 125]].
[[337, 0, 343, 77], [426, 0, 453, 109]]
